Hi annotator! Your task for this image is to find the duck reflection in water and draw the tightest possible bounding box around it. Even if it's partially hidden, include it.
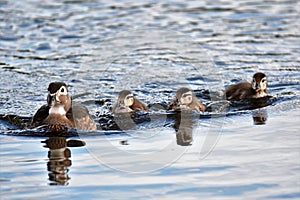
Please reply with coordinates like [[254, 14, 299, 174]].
[[168, 88, 204, 146], [248, 97, 269, 125], [42, 137, 85, 185], [173, 110, 199, 146], [252, 109, 268, 125]]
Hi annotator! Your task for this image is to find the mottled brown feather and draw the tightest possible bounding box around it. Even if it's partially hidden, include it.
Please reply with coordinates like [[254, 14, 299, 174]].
[[225, 82, 256, 100], [130, 97, 148, 111], [42, 114, 75, 132]]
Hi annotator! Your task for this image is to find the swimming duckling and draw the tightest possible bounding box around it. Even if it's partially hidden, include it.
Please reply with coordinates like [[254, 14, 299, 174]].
[[225, 72, 268, 100], [113, 90, 148, 113], [31, 82, 96, 132], [168, 87, 206, 111]]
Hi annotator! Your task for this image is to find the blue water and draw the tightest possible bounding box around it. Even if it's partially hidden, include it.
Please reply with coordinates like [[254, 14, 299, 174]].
[[1, 0, 300, 199]]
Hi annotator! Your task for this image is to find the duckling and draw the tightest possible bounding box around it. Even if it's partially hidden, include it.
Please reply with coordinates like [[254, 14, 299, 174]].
[[31, 82, 96, 132], [225, 72, 268, 100], [168, 87, 206, 111], [113, 90, 148, 113]]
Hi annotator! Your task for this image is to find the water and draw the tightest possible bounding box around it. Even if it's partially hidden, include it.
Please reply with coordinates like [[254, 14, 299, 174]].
[[1, 0, 300, 199]]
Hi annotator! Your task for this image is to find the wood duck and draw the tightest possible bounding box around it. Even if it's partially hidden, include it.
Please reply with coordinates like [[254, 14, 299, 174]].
[[113, 90, 148, 113], [168, 87, 206, 111], [31, 82, 96, 132], [225, 72, 268, 100]]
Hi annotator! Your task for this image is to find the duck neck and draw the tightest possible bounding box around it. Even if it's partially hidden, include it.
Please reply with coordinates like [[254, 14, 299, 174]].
[[49, 105, 67, 116], [255, 89, 268, 98]]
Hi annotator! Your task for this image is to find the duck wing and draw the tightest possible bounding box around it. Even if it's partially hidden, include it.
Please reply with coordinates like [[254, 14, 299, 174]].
[[67, 102, 96, 131], [131, 97, 148, 111], [31, 104, 50, 127]]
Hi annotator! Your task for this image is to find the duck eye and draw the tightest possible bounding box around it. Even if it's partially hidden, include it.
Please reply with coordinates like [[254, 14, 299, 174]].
[[59, 86, 67, 94]]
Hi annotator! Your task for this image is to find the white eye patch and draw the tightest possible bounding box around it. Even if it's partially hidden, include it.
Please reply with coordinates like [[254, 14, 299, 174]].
[[180, 91, 193, 105], [182, 91, 192, 97], [58, 86, 68, 95], [48, 86, 68, 98], [124, 94, 134, 107], [261, 77, 267, 83], [125, 94, 134, 100]]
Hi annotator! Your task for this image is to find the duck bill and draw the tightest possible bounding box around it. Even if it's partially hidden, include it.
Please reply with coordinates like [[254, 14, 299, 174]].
[[254, 83, 261, 92], [47, 94, 56, 107], [252, 82, 260, 92]]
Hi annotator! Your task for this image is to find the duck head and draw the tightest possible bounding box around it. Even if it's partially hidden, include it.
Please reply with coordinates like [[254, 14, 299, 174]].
[[251, 72, 267, 94], [47, 82, 71, 115]]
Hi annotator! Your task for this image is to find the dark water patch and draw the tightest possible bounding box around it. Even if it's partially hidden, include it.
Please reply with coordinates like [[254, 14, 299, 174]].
[[1, 129, 78, 137], [108, 3, 154, 11], [62, 0, 89, 4], [35, 43, 51, 51], [0, 179, 10, 182], [0, 127, 126, 137], [0, 65, 16, 70], [17, 49, 32, 53], [59, 35, 84, 40], [98, 78, 116, 82], [277, 67, 300, 72], [166, 6, 234, 13], [226, 96, 276, 112], [10, 55, 60, 61], [267, 192, 300, 199], [232, 52, 292, 56], [9, 53, 91, 61], [97, 114, 118, 130], [273, 33, 300, 38], [0, 36, 19, 41], [4, 68, 31, 75], [232, 38, 291, 44], [96, 110, 165, 131]]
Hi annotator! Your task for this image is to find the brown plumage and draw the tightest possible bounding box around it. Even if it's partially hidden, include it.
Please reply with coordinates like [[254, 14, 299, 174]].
[[168, 87, 206, 111], [31, 82, 96, 132], [113, 90, 148, 113], [42, 114, 75, 132], [225, 72, 268, 100]]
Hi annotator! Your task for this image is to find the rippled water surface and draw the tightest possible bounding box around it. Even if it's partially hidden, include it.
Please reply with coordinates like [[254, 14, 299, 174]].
[[1, 0, 300, 199]]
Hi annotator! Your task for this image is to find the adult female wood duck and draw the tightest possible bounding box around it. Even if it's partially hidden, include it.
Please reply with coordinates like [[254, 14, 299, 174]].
[[113, 90, 148, 113], [168, 87, 206, 111], [31, 82, 96, 132], [225, 72, 268, 100]]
